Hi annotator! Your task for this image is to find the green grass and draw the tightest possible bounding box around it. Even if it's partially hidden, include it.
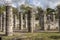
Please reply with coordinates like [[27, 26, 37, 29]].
[[2, 32, 60, 40]]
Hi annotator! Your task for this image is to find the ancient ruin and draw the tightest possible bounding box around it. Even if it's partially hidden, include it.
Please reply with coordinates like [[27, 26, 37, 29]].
[[0, 0, 60, 36]]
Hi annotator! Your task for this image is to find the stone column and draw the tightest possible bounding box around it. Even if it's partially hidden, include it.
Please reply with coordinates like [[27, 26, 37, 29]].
[[0, 14, 2, 31], [13, 13, 19, 30], [27, 10, 31, 32], [21, 12, 24, 30], [19, 12, 21, 30], [53, 12, 55, 22], [14, 14, 19, 30], [1, 14, 3, 32], [15, 15, 19, 30], [39, 12, 44, 30], [25, 14, 28, 29], [31, 11, 35, 33], [44, 13, 47, 31], [13, 14, 15, 30], [2, 12, 6, 32], [0, 15, 1, 31], [4, 12, 6, 33], [13, 14, 16, 30], [6, 4, 13, 36], [33, 13, 35, 31]]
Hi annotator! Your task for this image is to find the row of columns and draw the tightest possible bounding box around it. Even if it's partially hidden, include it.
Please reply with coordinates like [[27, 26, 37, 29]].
[[0, 5, 14, 36], [0, 5, 59, 36], [0, 4, 36, 36], [16, 10, 36, 32], [44, 12, 59, 31]]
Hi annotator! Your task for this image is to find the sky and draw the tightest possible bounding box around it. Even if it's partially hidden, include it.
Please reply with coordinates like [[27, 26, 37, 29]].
[[0, 0, 60, 9]]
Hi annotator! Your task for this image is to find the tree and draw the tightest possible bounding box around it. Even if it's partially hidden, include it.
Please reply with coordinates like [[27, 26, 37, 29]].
[[46, 8, 55, 15], [0, 5, 6, 14], [46, 8, 55, 22], [13, 7, 19, 19]]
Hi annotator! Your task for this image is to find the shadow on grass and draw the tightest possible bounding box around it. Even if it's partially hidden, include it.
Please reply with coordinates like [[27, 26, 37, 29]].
[[12, 37, 43, 40], [49, 35, 60, 40], [0, 34, 6, 36], [12, 35, 43, 40]]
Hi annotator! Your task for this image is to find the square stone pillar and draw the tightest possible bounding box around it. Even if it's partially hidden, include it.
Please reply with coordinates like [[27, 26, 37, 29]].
[[27, 10, 31, 32], [25, 14, 28, 29], [13, 14, 15, 30], [0, 14, 2, 31], [39, 12, 44, 30], [18, 12, 21, 30], [21, 13, 24, 30], [6, 5, 13, 36], [0, 15, 1, 31], [53, 13, 55, 22], [13, 14, 18, 30], [31, 11, 35, 33], [2, 12, 6, 32], [44, 13, 47, 31]]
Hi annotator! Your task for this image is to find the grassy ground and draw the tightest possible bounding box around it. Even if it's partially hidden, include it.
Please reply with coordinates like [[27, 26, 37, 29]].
[[2, 32, 60, 40]]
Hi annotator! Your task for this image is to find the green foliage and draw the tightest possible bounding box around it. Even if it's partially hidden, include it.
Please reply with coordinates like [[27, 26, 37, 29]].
[[35, 13, 39, 20], [0, 5, 6, 14], [46, 8, 55, 15], [12, 7, 19, 19], [37, 7, 43, 13], [20, 4, 32, 14], [13, 7, 18, 14]]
